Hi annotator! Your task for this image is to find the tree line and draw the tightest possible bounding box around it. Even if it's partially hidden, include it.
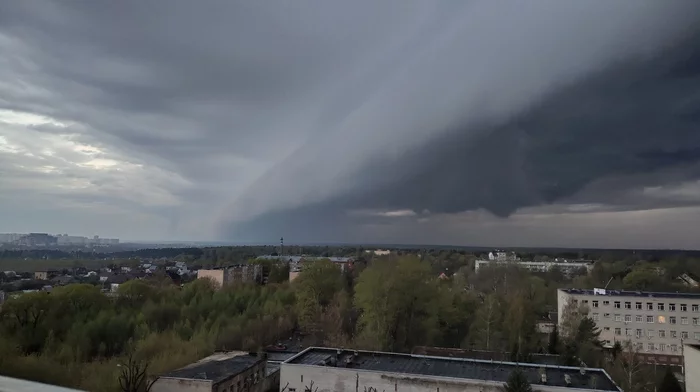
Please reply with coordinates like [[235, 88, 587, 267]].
[[0, 252, 693, 391]]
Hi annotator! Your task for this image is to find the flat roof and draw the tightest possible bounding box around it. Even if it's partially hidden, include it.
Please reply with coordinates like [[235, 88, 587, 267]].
[[411, 347, 561, 366], [284, 347, 619, 391], [561, 288, 700, 300], [161, 355, 261, 383]]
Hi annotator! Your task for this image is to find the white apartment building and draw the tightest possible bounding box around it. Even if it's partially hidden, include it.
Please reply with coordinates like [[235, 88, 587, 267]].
[[558, 288, 700, 366], [476, 259, 593, 276]]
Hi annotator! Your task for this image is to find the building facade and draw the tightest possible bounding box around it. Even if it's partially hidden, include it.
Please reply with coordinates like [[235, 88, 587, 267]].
[[476, 259, 592, 276], [558, 288, 700, 365], [281, 347, 620, 392]]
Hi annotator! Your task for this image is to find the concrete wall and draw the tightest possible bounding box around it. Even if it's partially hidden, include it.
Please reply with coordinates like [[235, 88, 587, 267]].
[[280, 364, 602, 392], [684, 344, 700, 392], [151, 378, 212, 392]]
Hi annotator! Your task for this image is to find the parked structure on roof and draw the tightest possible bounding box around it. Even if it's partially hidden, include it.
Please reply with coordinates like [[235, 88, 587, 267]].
[[281, 347, 620, 392], [558, 288, 700, 365]]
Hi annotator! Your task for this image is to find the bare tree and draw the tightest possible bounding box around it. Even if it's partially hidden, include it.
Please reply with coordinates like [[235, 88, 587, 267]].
[[118, 352, 156, 392], [304, 380, 319, 392], [609, 340, 653, 392]]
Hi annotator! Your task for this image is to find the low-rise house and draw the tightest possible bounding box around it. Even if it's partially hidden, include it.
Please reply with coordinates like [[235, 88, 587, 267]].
[[34, 271, 49, 280], [151, 354, 266, 392]]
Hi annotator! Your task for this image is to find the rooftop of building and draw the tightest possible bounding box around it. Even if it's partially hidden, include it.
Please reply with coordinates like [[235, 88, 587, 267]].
[[284, 347, 620, 391], [160, 355, 262, 384], [411, 346, 561, 366], [560, 288, 700, 300]]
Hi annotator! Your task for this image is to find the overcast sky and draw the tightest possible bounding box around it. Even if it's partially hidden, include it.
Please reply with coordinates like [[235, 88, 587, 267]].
[[1, 1, 700, 248]]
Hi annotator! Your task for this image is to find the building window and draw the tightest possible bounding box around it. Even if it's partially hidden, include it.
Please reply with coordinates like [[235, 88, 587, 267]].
[[693, 304, 699, 312], [671, 331, 678, 338], [695, 332, 700, 340], [300, 375, 303, 383], [636, 315, 643, 322], [648, 330, 655, 337], [658, 303, 665, 311], [573, 299, 579, 305], [603, 300, 610, 306], [648, 343, 655, 351], [682, 331, 689, 339], [636, 329, 643, 338], [592, 313, 599, 321], [636, 343, 644, 352], [658, 316, 666, 324], [670, 316, 677, 324], [625, 315, 632, 322], [614, 301, 621, 309], [682, 317, 689, 325], [659, 343, 666, 352], [671, 345, 678, 352], [626, 328, 632, 336], [647, 316, 654, 323], [670, 304, 676, 311], [604, 313, 611, 318], [615, 328, 621, 335], [636, 302, 642, 310], [659, 330, 666, 338], [647, 303, 654, 310], [604, 327, 610, 331], [694, 318, 699, 326], [592, 300, 599, 308], [615, 314, 621, 322], [681, 304, 688, 312], [625, 302, 631, 309]]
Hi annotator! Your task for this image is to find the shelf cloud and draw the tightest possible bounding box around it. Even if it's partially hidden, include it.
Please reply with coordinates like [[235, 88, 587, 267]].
[[1, 1, 699, 247]]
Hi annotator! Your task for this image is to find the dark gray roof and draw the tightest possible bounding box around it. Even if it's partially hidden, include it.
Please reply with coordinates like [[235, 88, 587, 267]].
[[285, 348, 620, 391], [161, 356, 261, 383], [562, 288, 700, 300], [411, 347, 561, 366]]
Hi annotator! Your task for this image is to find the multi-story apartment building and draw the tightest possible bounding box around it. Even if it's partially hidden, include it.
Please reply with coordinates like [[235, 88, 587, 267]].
[[476, 259, 593, 276], [558, 288, 700, 366]]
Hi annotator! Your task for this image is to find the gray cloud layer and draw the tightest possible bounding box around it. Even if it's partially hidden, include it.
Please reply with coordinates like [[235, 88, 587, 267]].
[[1, 1, 700, 247]]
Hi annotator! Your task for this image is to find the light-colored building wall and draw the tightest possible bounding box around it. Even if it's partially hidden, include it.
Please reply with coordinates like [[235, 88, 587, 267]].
[[558, 289, 700, 364], [476, 260, 592, 275], [151, 378, 212, 392], [683, 344, 700, 392], [280, 363, 607, 392], [34, 271, 48, 280], [197, 269, 226, 288]]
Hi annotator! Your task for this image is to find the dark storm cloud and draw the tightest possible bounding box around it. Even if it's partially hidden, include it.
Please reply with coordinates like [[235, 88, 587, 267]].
[[2, 1, 700, 245]]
